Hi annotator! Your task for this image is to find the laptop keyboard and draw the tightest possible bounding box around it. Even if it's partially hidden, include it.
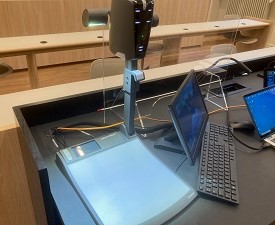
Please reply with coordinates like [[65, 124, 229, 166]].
[[197, 123, 239, 204]]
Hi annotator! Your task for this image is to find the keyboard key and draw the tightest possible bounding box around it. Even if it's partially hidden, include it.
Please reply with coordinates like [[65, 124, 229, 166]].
[[231, 194, 238, 201], [225, 193, 231, 199], [218, 188, 224, 196], [212, 188, 218, 195]]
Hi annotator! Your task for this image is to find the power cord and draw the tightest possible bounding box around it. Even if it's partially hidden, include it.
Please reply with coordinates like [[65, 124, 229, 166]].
[[197, 57, 252, 84], [267, 61, 275, 67], [47, 128, 68, 150], [228, 128, 267, 152], [135, 122, 173, 134], [225, 100, 266, 152]]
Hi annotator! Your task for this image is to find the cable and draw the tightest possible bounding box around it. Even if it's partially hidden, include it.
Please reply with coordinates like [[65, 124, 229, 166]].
[[56, 121, 110, 128], [50, 116, 172, 149], [174, 155, 188, 173], [56, 116, 171, 132], [140, 116, 171, 123], [208, 104, 246, 115], [135, 122, 173, 134], [207, 57, 252, 75], [225, 100, 265, 152], [228, 128, 266, 152], [108, 88, 124, 121], [196, 57, 252, 84], [48, 121, 119, 149], [48, 128, 67, 150], [57, 121, 124, 131], [267, 61, 275, 67], [145, 92, 176, 117]]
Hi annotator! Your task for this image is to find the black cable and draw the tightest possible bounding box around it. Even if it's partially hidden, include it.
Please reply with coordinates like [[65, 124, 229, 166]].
[[267, 61, 275, 67], [175, 156, 188, 173], [225, 98, 265, 152], [196, 57, 252, 84], [208, 57, 252, 74], [47, 121, 118, 149], [135, 122, 173, 134], [48, 128, 67, 150], [228, 128, 265, 152]]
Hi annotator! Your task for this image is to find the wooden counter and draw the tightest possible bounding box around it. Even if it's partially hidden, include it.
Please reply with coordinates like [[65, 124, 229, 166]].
[[0, 19, 270, 89], [1, 46, 275, 131]]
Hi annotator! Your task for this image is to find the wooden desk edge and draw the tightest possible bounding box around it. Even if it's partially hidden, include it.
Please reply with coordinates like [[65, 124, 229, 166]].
[[1, 46, 275, 130]]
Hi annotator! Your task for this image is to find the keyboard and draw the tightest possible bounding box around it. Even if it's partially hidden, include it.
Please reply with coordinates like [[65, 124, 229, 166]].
[[197, 122, 239, 204]]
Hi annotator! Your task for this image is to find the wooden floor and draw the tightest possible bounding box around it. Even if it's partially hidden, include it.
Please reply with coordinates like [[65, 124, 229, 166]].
[[0, 41, 220, 95]]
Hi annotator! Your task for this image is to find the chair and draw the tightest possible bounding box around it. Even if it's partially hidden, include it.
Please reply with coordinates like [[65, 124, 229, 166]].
[[90, 57, 124, 79], [205, 44, 237, 58], [0, 62, 13, 78], [223, 15, 258, 45], [210, 44, 237, 56]]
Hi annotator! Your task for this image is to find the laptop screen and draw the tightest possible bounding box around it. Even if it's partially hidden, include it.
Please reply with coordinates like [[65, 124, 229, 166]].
[[168, 70, 208, 165], [243, 85, 275, 138]]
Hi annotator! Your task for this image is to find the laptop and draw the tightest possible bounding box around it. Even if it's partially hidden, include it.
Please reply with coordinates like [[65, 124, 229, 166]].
[[243, 85, 275, 147]]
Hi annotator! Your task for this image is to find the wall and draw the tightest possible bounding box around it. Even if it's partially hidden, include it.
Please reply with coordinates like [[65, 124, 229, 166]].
[[208, 0, 229, 21], [267, 2, 275, 46], [208, 0, 275, 46], [0, 0, 112, 69]]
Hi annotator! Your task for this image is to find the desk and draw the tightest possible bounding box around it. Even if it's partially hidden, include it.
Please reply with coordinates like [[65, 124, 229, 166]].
[[1, 48, 275, 225], [13, 53, 275, 224], [0, 18, 270, 88], [151, 18, 271, 66]]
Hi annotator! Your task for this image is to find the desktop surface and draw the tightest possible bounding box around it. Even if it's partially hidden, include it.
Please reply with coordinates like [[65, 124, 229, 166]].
[[14, 71, 275, 225]]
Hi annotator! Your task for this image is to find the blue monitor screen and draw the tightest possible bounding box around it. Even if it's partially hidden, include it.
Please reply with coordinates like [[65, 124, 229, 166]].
[[266, 71, 275, 87], [168, 70, 208, 165], [244, 85, 275, 137]]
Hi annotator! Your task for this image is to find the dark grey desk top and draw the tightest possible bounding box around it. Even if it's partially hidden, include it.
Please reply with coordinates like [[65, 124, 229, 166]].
[[22, 73, 275, 225]]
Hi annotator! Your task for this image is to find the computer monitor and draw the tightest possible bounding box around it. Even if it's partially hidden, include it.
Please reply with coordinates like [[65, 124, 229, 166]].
[[167, 70, 209, 165]]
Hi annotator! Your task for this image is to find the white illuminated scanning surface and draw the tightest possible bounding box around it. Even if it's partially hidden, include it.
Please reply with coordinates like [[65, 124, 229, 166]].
[[67, 138, 196, 225]]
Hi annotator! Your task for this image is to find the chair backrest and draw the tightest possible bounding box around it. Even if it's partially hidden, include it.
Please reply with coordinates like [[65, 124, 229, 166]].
[[90, 58, 124, 79], [0, 62, 13, 77], [210, 44, 237, 55]]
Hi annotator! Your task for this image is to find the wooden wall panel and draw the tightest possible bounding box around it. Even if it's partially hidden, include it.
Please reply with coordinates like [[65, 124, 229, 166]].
[[154, 0, 180, 24], [154, 0, 210, 24], [0, 0, 113, 69], [0, 0, 111, 37], [0, 128, 47, 225], [0, 0, 210, 68], [154, 0, 211, 47]]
